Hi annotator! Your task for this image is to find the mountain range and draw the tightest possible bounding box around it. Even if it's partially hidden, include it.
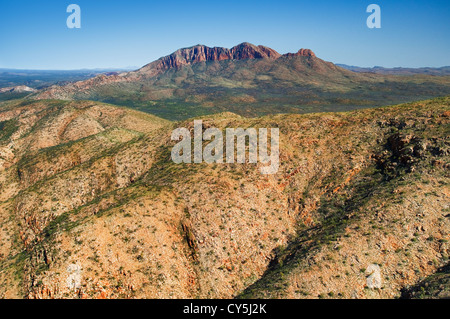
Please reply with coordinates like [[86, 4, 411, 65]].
[[337, 64, 450, 76]]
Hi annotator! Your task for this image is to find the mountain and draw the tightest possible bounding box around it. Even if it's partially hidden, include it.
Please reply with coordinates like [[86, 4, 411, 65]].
[[0, 96, 448, 298], [32, 43, 450, 120]]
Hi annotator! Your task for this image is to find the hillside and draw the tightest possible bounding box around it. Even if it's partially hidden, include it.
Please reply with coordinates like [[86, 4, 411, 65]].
[[32, 43, 450, 120], [0, 97, 448, 299]]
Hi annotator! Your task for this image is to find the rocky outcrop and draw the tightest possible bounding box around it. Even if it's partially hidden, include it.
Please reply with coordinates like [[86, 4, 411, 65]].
[[141, 43, 317, 73], [139, 42, 284, 74]]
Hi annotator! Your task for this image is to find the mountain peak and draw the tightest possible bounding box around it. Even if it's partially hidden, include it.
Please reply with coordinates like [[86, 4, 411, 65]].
[[230, 42, 281, 60]]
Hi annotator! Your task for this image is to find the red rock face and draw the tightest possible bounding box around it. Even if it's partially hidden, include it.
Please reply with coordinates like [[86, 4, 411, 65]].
[[139, 43, 315, 75], [152, 42, 283, 71], [229, 42, 281, 60]]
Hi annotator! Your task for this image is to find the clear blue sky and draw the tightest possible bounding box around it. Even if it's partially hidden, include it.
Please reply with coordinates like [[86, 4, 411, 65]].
[[0, 0, 449, 69]]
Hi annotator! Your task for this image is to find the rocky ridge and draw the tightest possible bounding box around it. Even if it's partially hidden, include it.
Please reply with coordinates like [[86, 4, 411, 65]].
[[0, 97, 448, 299], [140, 42, 284, 73]]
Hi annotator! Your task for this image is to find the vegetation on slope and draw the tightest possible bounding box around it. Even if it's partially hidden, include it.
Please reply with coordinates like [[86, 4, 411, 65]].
[[0, 97, 448, 299]]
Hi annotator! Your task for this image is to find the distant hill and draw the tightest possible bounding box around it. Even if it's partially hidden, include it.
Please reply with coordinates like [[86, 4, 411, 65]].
[[0, 85, 36, 94], [0, 85, 38, 102], [337, 64, 450, 76], [0, 68, 132, 91], [32, 43, 450, 120]]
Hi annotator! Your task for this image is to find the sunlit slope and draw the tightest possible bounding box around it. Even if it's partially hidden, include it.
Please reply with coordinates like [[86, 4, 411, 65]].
[[0, 97, 448, 299]]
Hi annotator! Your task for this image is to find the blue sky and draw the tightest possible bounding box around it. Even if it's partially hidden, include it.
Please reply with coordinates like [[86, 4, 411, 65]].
[[0, 0, 449, 69]]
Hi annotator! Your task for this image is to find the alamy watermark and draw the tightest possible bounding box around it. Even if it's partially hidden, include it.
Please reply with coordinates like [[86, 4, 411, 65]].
[[66, 4, 379, 29], [65, 4, 380, 30], [366, 4, 381, 29], [66, 4, 81, 29], [171, 120, 280, 175]]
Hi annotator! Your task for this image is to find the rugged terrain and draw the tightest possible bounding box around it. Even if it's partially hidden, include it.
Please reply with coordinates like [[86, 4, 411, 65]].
[[31, 43, 450, 120], [0, 96, 448, 299]]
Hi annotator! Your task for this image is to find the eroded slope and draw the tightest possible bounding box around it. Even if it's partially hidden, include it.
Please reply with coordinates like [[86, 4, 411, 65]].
[[0, 98, 448, 299]]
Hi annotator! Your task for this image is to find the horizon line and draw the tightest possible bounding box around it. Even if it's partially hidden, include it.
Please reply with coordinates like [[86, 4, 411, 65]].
[[2, 64, 450, 72]]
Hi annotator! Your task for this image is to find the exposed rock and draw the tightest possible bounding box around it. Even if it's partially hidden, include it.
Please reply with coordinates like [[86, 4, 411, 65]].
[[142, 42, 283, 73], [145, 43, 317, 73]]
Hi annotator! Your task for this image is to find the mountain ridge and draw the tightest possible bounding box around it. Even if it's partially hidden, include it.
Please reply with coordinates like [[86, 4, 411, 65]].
[[0, 97, 448, 298], [337, 64, 450, 76]]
